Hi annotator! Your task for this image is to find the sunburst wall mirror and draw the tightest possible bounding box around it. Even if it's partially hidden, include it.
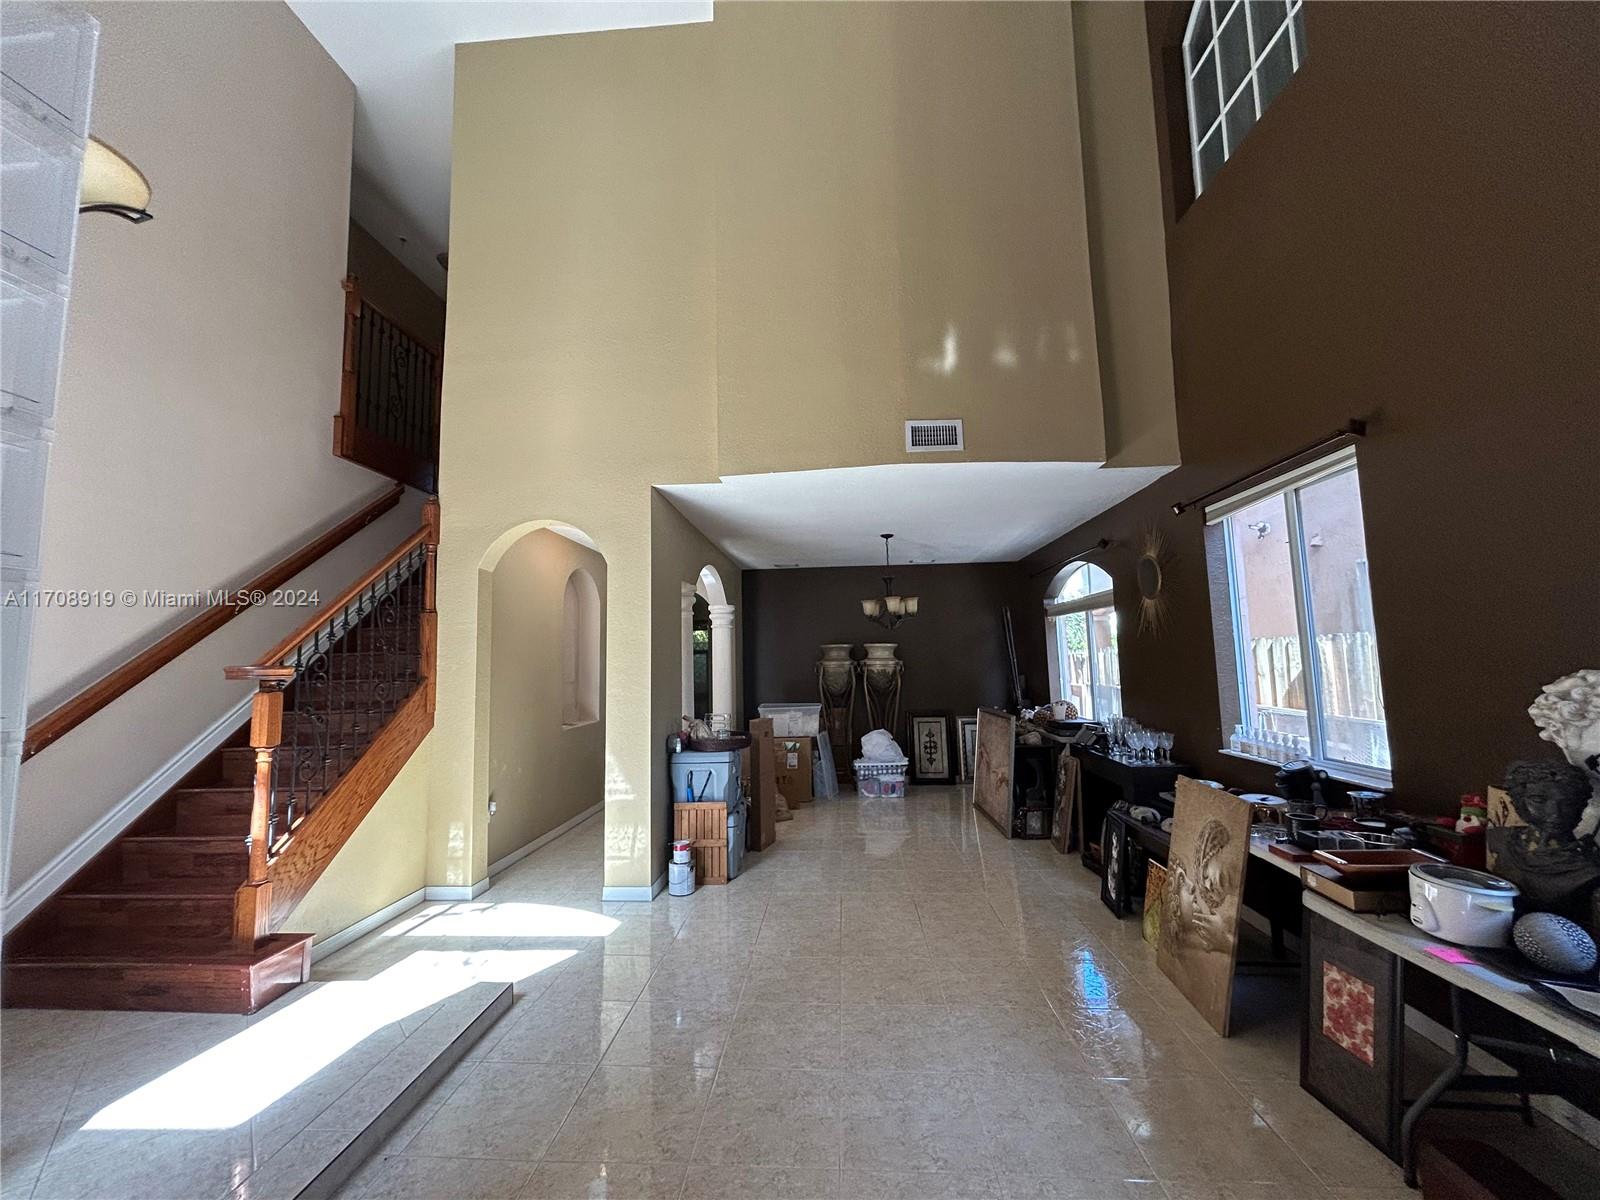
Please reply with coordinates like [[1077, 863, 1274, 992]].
[[1135, 524, 1173, 635]]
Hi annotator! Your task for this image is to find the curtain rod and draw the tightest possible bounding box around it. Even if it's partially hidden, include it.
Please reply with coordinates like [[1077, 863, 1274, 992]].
[[1028, 538, 1111, 580], [1171, 419, 1368, 516]]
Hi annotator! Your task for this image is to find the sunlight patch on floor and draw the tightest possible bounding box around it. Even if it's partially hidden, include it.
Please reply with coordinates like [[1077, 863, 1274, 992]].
[[84, 944, 576, 1132], [385, 901, 619, 940]]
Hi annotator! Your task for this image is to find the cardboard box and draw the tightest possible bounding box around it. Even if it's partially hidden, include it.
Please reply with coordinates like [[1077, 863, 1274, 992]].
[[775, 736, 814, 804]]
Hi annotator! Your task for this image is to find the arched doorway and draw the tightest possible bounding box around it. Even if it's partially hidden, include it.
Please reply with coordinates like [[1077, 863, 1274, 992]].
[[476, 522, 607, 871], [686, 564, 734, 721]]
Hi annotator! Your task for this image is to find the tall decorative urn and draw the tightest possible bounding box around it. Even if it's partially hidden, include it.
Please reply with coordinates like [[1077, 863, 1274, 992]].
[[859, 643, 905, 748], [817, 644, 856, 782]]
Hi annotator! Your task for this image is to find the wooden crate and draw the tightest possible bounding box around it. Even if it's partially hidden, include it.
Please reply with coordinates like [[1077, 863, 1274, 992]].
[[674, 801, 728, 884]]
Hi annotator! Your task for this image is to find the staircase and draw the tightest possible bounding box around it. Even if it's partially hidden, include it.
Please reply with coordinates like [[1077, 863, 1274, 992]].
[[4, 504, 438, 1013]]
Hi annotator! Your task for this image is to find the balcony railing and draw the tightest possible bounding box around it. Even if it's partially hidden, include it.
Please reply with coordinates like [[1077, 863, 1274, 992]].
[[333, 276, 441, 492]]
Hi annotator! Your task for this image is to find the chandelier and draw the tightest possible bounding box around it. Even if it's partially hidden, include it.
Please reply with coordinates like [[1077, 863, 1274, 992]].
[[860, 534, 919, 629]]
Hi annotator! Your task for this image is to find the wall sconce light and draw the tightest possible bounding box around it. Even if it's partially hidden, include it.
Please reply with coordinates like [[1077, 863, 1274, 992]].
[[79, 136, 153, 223]]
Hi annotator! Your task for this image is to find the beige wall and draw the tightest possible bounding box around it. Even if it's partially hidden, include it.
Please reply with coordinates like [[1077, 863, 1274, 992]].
[[1072, 2, 1180, 469], [437, 22, 719, 894], [9, 3, 431, 898], [348, 219, 446, 350], [286, 733, 432, 944], [714, 1, 1106, 474], [485, 530, 606, 867]]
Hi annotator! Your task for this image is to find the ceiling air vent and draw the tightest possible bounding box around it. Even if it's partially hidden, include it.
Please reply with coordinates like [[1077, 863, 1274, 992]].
[[905, 419, 964, 453]]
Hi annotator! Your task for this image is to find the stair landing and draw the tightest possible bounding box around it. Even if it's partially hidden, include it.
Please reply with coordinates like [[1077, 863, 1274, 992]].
[[3, 932, 313, 1013]]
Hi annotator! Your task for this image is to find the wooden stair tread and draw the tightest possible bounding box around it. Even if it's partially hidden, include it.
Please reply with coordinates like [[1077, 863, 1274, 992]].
[[64, 880, 238, 898], [10, 933, 311, 966]]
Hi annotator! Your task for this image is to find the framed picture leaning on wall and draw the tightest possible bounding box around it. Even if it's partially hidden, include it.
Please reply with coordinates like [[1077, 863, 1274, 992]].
[[956, 715, 979, 783], [910, 713, 952, 783]]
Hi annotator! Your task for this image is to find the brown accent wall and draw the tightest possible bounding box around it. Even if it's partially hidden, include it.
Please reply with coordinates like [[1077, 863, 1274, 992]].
[[743, 565, 1034, 751], [1018, 2, 1600, 811], [347, 220, 445, 349]]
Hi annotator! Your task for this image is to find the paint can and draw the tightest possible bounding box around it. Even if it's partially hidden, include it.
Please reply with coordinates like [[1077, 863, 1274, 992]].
[[671, 839, 693, 865], [668, 860, 696, 897]]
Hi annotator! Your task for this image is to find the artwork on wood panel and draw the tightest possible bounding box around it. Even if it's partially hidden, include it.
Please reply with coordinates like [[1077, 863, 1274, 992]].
[[1321, 961, 1377, 1066], [1051, 751, 1080, 854], [956, 715, 979, 783], [1157, 777, 1252, 1036], [972, 708, 1015, 836], [1143, 861, 1167, 947], [910, 714, 952, 783], [1101, 816, 1128, 913]]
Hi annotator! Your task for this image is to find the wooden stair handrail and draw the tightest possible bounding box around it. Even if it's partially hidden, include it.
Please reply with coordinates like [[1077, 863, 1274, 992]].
[[226, 496, 438, 679], [21, 483, 406, 762], [230, 496, 439, 948]]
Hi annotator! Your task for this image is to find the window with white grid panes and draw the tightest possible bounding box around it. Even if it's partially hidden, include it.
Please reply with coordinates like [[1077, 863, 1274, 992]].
[[1184, 0, 1307, 195]]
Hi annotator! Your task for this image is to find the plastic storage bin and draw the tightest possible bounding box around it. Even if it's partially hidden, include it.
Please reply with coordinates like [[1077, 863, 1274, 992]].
[[670, 749, 743, 806], [853, 757, 909, 798], [757, 702, 822, 737]]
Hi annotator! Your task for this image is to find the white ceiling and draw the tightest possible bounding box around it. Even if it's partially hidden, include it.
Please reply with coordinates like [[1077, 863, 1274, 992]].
[[288, 1, 713, 295], [658, 462, 1174, 570]]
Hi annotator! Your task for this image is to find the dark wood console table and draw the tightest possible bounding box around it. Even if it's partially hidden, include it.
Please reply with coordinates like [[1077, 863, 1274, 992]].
[[1071, 747, 1188, 873]]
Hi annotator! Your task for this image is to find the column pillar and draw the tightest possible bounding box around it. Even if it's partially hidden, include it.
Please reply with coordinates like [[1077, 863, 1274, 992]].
[[680, 583, 697, 719], [708, 603, 736, 720]]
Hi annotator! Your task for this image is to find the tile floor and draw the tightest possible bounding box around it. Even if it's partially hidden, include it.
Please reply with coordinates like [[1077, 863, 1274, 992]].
[[0, 785, 1449, 1199], [321, 787, 1414, 1200]]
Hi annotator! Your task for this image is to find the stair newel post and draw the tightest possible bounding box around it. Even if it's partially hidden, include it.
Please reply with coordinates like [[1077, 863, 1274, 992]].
[[421, 496, 440, 714], [233, 674, 290, 947]]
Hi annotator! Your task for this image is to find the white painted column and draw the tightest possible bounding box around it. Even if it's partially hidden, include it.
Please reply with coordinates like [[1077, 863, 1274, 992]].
[[680, 583, 697, 719], [708, 603, 736, 720]]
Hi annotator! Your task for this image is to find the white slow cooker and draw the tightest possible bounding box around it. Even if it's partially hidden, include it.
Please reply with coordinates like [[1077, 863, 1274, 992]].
[[1408, 863, 1520, 947]]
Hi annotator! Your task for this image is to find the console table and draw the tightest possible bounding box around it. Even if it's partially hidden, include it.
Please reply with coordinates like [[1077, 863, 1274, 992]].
[[1301, 892, 1600, 1185], [1071, 748, 1187, 873]]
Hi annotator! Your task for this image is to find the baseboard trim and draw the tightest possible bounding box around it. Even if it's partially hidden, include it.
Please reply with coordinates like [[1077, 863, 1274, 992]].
[[602, 870, 668, 903], [423, 879, 492, 902], [487, 803, 603, 878], [4, 693, 253, 933], [310, 887, 427, 962]]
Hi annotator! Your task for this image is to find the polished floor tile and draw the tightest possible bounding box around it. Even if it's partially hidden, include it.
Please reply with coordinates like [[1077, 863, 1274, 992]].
[[518, 1160, 687, 1199], [544, 1066, 714, 1164], [347, 1153, 533, 1199], [691, 1068, 841, 1168], [8, 788, 1553, 1199], [600, 1002, 732, 1068], [405, 1061, 591, 1160], [479, 996, 631, 1066]]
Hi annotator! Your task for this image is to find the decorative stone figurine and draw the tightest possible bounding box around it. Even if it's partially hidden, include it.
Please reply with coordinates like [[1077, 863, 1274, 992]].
[[1528, 668, 1600, 838], [1489, 760, 1600, 920]]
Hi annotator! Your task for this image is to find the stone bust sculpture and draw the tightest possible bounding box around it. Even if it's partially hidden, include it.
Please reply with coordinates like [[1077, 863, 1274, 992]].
[[1528, 668, 1600, 837], [1489, 759, 1600, 919]]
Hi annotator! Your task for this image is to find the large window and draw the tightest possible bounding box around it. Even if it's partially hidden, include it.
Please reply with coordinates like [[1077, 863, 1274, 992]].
[[1044, 563, 1122, 721], [1209, 448, 1390, 782], [1184, 0, 1307, 195]]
